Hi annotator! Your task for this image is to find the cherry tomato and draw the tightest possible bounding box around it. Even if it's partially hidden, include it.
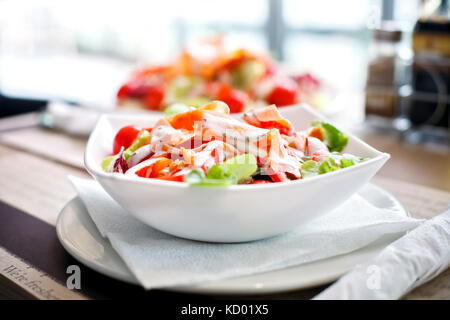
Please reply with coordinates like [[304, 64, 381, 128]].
[[267, 80, 297, 106], [218, 89, 247, 113], [113, 125, 142, 155], [117, 84, 130, 99], [117, 77, 149, 99], [216, 84, 243, 113], [144, 84, 165, 110], [205, 83, 247, 113], [117, 76, 165, 111]]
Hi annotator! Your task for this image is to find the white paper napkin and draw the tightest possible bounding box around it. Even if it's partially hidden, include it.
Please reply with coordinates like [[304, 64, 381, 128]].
[[313, 207, 450, 300], [68, 176, 423, 290]]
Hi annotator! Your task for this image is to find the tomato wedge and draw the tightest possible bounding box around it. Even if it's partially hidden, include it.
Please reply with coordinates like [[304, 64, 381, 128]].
[[266, 80, 298, 106], [135, 158, 172, 178], [143, 84, 165, 110], [214, 84, 247, 113], [113, 125, 142, 155], [268, 171, 289, 182]]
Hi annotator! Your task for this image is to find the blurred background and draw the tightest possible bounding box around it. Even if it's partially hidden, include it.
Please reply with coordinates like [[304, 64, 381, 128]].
[[0, 0, 421, 102], [0, 0, 449, 189]]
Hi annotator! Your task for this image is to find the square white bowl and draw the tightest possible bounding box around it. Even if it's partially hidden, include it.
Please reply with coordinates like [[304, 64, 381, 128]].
[[85, 104, 389, 242]]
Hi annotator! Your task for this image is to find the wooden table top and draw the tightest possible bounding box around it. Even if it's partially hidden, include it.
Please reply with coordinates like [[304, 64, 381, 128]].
[[0, 120, 449, 299]]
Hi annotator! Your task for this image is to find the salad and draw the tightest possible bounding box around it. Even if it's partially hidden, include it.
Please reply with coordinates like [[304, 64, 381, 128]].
[[102, 101, 367, 185], [117, 36, 324, 114]]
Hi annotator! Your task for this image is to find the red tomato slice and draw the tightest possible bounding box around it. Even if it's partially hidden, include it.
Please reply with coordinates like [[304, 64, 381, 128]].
[[117, 75, 165, 111], [143, 84, 165, 110], [155, 174, 185, 182], [216, 85, 247, 113], [204, 83, 246, 113], [117, 76, 149, 99], [219, 92, 246, 113], [268, 171, 289, 183], [250, 180, 272, 184], [267, 80, 298, 106], [113, 125, 142, 155]]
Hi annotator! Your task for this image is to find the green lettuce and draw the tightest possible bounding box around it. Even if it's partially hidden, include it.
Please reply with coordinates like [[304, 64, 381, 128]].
[[300, 160, 320, 178], [301, 154, 366, 178], [164, 103, 192, 116], [301, 158, 339, 177], [183, 169, 232, 186], [318, 157, 339, 174], [311, 121, 348, 152], [329, 152, 366, 168], [168, 76, 201, 98], [231, 60, 265, 90], [101, 156, 114, 171], [123, 130, 151, 160], [184, 153, 258, 186]]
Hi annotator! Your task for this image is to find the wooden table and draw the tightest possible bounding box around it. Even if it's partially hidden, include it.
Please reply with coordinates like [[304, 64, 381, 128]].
[[0, 122, 449, 300]]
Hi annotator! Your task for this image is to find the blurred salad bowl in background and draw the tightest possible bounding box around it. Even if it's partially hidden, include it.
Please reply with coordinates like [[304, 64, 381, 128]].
[[85, 102, 389, 242], [116, 36, 330, 115]]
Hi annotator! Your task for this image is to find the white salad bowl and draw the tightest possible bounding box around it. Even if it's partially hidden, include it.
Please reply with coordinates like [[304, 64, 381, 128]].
[[84, 104, 389, 243]]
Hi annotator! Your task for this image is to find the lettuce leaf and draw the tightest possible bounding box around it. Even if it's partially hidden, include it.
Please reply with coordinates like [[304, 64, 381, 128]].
[[311, 121, 348, 152], [184, 154, 258, 186], [300, 160, 320, 178], [164, 103, 192, 116], [318, 157, 339, 174], [221, 153, 258, 181], [231, 60, 265, 90], [301, 154, 366, 178], [329, 152, 366, 168], [168, 75, 201, 99], [183, 169, 232, 186], [101, 156, 114, 171]]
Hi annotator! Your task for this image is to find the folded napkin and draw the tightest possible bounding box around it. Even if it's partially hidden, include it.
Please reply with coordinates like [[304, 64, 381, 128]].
[[314, 207, 450, 300], [69, 176, 423, 290]]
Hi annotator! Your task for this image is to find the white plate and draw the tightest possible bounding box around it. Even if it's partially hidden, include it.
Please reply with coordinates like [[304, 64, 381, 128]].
[[56, 183, 407, 295]]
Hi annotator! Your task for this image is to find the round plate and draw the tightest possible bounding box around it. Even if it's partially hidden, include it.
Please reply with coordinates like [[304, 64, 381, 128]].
[[56, 183, 408, 295]]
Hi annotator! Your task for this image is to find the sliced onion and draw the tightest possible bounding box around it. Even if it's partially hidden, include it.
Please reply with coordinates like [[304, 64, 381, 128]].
[[105, 147, 128, 173], [113, 152, 128, 173], [127, 145, 154, 168]]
